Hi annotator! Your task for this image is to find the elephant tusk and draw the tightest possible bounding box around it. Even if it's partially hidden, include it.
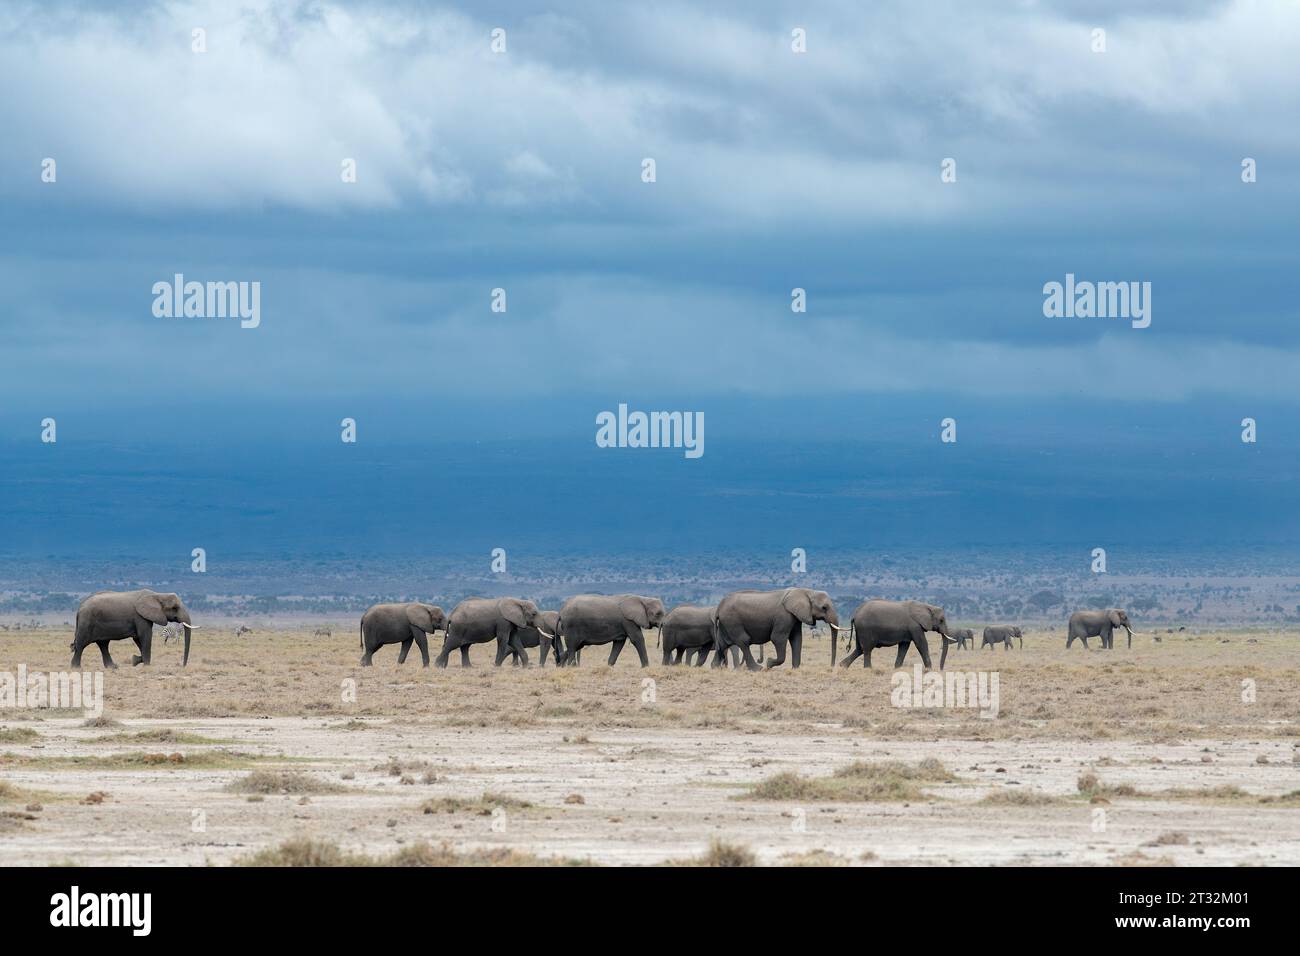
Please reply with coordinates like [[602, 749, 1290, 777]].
[[181, 623, 199, 629], [828, 623, 853, 632], [536, 628, 556, 639]]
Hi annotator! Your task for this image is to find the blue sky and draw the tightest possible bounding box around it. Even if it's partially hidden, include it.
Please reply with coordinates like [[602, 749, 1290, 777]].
[[0, 1, 1297, 560]]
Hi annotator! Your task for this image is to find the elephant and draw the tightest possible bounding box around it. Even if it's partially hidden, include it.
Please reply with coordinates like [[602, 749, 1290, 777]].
[[556, 595, 665, 667], [435, 597, 554, 668], [509, 610, 561, 667], [838, 600, 954, 670], [715, 588, 850, 671], [359, 602, 447, 667], [1067, 608, 1132, 649], [660, 604, 718, 666], [982, 625, 1022, 650], [949, 627, 975, 650], [70, 590, 197, 668]]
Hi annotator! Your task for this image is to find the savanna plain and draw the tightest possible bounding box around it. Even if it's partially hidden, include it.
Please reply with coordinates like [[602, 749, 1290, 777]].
[[1, 626, 1298, 866]]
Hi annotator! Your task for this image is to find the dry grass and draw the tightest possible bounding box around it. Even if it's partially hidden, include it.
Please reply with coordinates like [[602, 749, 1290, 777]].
[[226, 771, 346, 795], [0, 727, 39, 744], [235, 837, 588, 867], [1, 750, 271, 771], [980, 787, 1068, 806], [420, 792, 533, 815], [0, 625, 1295, 742], [746, 758, 956, 802]]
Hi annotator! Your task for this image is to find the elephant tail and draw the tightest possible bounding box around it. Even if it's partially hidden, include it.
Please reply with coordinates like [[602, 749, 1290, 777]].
[[359, 619, 364, 649]]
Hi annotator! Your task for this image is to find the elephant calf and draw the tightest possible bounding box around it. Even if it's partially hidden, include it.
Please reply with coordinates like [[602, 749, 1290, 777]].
[[981, 625, 1022, 650], [949, 627, 975, 650], [660, 604, 717, 666], [359, 602, 447, 667], [510, 609, 561, 667]]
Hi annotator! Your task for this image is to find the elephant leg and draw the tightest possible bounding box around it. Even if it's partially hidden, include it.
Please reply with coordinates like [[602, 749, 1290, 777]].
[[434, 635, 453, 668], [893, 641, 910, 668], [915, 631, 933, 669], [509, 632, 529, 667], [460, 645, 472, 667], [765, 633, 788, 669], [839, 643, 863, 668], [361, 639, 375, 666], [738, 641, 761, 672], [627, 630, 650, 667], [790, 626, 803, 669], [414, 631, 430, 667], [608, 639, 625, 665], [539, 638, 551, 667], [98, 641, 117, 669], [70, 640, 84, 668], [693, 648, 709, 667], [397, 638, 413, 664]]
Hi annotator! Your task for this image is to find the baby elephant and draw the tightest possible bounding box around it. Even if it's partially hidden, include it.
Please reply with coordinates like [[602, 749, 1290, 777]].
[[661, 604, 718, 666], [949, 627, 976, 650], [981, 625, 1022, 650], [359, 602, 447, 667]]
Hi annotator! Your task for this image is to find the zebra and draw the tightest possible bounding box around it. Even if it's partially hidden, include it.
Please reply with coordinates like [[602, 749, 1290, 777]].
[[160, 621, 186, 644], [312, 627, 332, 638], [235, 625, 253, 637]]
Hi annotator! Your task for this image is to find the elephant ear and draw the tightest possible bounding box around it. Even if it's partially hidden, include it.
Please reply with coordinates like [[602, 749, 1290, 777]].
[[134, 592, 168, 626], [1108, 609, 1122, 626], [618, 597, 650, 629], [908, 602, 935, 632], [405, 604, 434, 632], [781, 589, 816, 626], [498, 598, 528, 629]]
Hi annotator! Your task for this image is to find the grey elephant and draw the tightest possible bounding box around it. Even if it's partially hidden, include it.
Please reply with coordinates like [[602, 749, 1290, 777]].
[[70, 590, 198, 668], [839, 599, 955, 670], [715, 588, 850, 671], [556, 595, 664, 667], [982, 625, 1022, 650], [949, 627, 975, 650], [1067, 608, 1132, 649], [660, 604, 718, 666], [510, 609, 561, 667], [359, 602, 447, 667], [436, 597, 555, 668]]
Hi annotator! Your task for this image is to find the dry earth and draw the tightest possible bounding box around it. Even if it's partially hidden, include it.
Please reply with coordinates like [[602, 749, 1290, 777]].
[[1, 626, 1298, 866]]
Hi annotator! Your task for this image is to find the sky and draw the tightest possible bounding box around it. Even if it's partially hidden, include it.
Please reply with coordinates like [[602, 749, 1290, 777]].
[[0, 1, 1297, 562]]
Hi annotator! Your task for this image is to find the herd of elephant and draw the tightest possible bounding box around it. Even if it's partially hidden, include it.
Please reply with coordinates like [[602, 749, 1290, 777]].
[[64, 588, 1136, 672]]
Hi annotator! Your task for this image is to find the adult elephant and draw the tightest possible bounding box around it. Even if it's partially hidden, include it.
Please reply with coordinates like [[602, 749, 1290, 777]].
[[660, 604, 718, 666], [557, 595, 664, 667], [838, 600, 954, 670], [949, 627, 975, 650], [510, 610, 561, 667], [715, 588, 850, 671], [436, 597, 554, 668], [981, 625, 1022, 650], [359, 602, 447, 667], [70, 590, 198, 668], [1067, 609, 1132, 649]]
